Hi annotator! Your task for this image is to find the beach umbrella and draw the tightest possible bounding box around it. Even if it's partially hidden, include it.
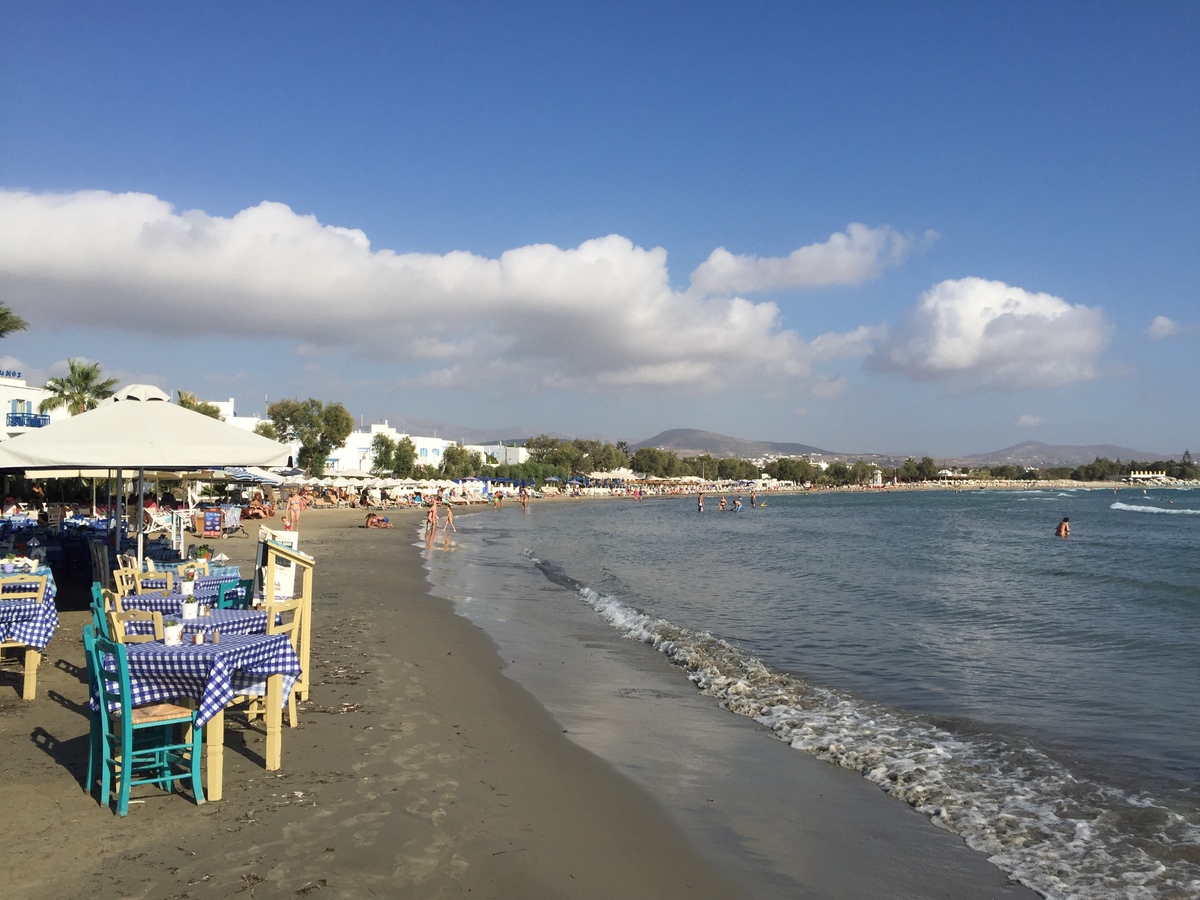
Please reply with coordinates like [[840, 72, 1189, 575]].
[[0, 384, 292, 562]]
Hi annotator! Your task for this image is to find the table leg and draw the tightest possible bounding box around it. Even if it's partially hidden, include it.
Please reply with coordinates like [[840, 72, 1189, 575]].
[[265, 673, 282, 770], [206, 707, 225, 801], [22, 647, 41, 700]]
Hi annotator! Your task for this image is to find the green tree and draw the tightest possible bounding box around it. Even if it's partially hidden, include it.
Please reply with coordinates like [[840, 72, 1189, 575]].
[[38, 358, 118, 415], [177, 389, 222, 419], [393, 437, 416, 479], [0, 302, 28, 339], [440, 444, 484, 479], [370, 434, 396, 475], [916, 456, 940, 481], [764, 457, 816, 485], [848, 460, 874, 485], [266, 398, 355, 477], [253, 421, 277, 440]]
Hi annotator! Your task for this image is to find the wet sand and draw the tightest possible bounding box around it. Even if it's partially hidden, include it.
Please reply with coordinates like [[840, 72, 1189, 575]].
[[0, 507, 1037, 898]]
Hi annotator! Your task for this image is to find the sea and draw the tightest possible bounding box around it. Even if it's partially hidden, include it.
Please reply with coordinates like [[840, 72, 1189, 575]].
[[417, 487, 1200, 899]]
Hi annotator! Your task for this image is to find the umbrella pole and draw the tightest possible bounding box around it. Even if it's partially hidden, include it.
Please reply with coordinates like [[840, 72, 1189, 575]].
[[136, 468, 145, 567]]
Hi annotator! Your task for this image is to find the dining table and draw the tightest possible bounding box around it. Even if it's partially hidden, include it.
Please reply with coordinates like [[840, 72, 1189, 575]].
[[121, 607, 270, 639], [0, 566, 59, 699], [132, 573, 243, 606], [121, 633, 301, 801]]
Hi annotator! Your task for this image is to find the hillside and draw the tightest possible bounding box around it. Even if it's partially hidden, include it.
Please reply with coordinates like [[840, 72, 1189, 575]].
[[633, 429, 831, 459], [958, 441, 1170, 468]]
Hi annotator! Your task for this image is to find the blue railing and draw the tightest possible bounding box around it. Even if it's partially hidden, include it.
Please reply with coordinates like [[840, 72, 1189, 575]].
[[6, 412, 50, 428]]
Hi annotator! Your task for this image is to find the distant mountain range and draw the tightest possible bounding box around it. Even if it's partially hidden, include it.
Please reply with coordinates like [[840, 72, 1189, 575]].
[[957, 441, 1170, 467], [632, 429, 832, 458], [376, 417, 1172, 468], [632, 431, 1170, 468]]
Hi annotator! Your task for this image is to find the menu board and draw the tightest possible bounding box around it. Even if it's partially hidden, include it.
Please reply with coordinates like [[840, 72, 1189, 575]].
[[203, 509, 223, 538]]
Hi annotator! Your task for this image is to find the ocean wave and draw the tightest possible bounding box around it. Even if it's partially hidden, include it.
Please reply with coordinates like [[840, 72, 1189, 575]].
[[571, 583, 1200, 900], [1111, 502, 1200, 516]]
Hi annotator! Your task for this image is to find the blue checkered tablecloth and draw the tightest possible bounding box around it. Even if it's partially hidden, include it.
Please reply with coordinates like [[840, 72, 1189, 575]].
[[122, 608, 268, 639], [121, 593, 208, 616], [136, 573, 241, 604], [119, 634, 301, 726], [0, 567, 59, 651]]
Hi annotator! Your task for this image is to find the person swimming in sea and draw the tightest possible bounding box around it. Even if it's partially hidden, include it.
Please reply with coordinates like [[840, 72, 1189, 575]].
[[1055, 517, 1070, 537]]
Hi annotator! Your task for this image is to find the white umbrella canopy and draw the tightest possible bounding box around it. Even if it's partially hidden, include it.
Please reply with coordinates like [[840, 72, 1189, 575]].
[[0, 384, 293, 564], [0, 384, 292, 471]]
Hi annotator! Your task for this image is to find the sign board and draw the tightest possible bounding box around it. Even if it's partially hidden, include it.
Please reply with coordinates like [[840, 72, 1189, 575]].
[[203, 509, 223, 538], [257, 526, 299, 597]]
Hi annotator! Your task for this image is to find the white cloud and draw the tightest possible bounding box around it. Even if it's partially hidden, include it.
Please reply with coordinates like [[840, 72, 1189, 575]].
[[867, 277, 1111, 390], [1146, 315, 1181, 339], [0, 189, 887, 395], [1017, 414, 1042, 427], [689, 223, 925, 295]]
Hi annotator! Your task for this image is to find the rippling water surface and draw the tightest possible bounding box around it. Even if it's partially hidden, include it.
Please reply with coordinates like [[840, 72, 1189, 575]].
[[423, 487, 1200, 899]]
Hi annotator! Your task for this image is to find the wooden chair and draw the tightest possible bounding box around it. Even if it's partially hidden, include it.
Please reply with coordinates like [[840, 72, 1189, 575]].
[[112, 566, 139, 598], [134, 571, 172, 594], [106, 609, 164, 644], [88, 541, 112, 594], [216, 577, 255, 610], [237, 597, 303, 728], [83, 629, 204, 816], [0, 573, 50, 700], [116, 553, 139, 571]]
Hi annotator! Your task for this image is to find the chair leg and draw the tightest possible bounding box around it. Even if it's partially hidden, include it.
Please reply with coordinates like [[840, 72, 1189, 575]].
[[191, 723, 205, 805], [86, 715, 99, 795], [287, 690, 298, 728], [22, 648, 41, 700]]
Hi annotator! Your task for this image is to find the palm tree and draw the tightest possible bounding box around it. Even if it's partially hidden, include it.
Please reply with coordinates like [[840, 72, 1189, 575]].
[[0, 302, 28, 339], [177, 389, 223, 419], [38, 359, 118, 416]]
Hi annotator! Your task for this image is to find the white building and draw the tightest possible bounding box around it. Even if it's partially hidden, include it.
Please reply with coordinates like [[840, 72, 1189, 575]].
[[0, 373, 70, 441], [327, 421, 529, 473]]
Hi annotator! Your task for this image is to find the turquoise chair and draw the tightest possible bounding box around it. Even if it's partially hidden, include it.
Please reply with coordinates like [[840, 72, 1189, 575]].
[[216, 577, 255, 609], [90, 582, 111, 639], [84, 630, 205, 816]]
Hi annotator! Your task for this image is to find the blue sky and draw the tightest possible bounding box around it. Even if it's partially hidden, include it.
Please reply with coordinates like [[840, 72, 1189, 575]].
[[2, 2, 1197, 457]]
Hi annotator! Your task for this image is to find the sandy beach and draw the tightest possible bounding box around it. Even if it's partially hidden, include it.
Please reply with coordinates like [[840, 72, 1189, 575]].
[[1, 506, 1036, 898]]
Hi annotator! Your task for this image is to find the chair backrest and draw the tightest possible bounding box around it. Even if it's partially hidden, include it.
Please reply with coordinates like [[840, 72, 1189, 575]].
[[0, 573, 48, 604], [82, 622, 100, 710], [116, 553, 138, 571], [265, 597, 303, 651], [107, 609, 163, 644], [216, 577, 255, 609], [144, 558, 158, 573], [186, 559, 210, 577], [112, 566, 139, 598], [134, 571, 172, 594], [88, 540, 112, 590], [87, 632, 132, 746]]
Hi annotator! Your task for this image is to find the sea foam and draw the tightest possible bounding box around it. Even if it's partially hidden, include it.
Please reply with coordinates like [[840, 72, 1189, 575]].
[[568, 581, 1200, 900]]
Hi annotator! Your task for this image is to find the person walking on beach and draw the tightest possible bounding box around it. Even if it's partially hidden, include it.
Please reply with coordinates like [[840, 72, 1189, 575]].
[[284, 489, 304, 532], [443, 504, 456, 533], [1055, 517, 1070, 537], [426, 502, 440, 535]]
